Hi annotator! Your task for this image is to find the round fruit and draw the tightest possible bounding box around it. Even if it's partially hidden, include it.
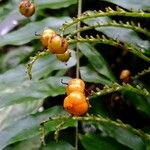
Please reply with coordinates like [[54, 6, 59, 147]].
[[48, 34, 68, 54], [40, 29, 56, 48], [63, 91, 88, 116], [68, 78, 85, 87], [66, 78, 85, 95], [56, 49, 71, 62], [19, 0, 35, 17], [119, 69, 131, 83]]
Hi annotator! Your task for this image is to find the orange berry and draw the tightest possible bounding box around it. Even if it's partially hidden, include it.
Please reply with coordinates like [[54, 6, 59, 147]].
[[119, 69, 131, 83], [48, 34, 68, 54], [66, 78, 85, 95], [19, 0, 35, 17], [68, 78, 85, 87], [63, 91, 88, 116], [40, 29, 56, 48], [66, 84, 85, 95], [56, 49, 71, 62]]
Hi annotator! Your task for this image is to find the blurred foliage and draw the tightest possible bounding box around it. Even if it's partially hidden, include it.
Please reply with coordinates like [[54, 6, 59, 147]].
[[0, 0, 150, 150]]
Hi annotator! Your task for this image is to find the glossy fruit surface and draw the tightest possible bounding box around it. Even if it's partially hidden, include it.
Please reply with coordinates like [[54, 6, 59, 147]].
[[56, 49, 71, 62], [119, 69, 131, 83], [63, 91, 88, 116], [66, 78, 85, 95], [48, 34, 68, 54], [40, 29, 56, 48], [19, 0, 35, 17], [68, 78, 85, 88]]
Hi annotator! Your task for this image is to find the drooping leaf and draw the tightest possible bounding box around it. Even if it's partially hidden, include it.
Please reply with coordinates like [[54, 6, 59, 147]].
[[1, 46, 33, 71], [4, 136, 41, 150], [101, 0, 150, 10], [97, 27, 150, 53], [0, 51, 75, 108], [0, 10, 23, 36], [35, 0, 77, 9], [0, 0, 77, 35], [89, 96, 112, 118], [41, 141, 74, 150], [80, 65, 114, 85], [0, 16, 72, 47], [79, 43, 116, 83], [0, 51, 76, 83], [0, 106, 75, 150], [123, 91, 150, 117], [0, 76, 70, 108], [83, 17, 150, 55], [0, 100, 42, 131], [80, 133, 129, 150], [98, 123, 146, 150], [0, 0, 22, 35]]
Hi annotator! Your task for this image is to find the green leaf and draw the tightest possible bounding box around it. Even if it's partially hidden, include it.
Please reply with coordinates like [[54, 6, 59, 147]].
[[89, 97, 112, 117], [35, 0, 77, 9], [98, 123, 146, 150], [0, 16, 71, 47], [0, 0, 76, 35], [101, 0, 150, 10], [123, 91, 150, 117], [80, 133, 129, 150], [4, 136, 41, 150], [79, 43, 116, 83], [0, 76, 70, 108], [0, 10, 23, 36], [80, 65, 114, 85], [0, 106, 75, 150], [0, 0, 23, 35], [1, 46, 33, 71], [0, 51, 76, 83], [41, 141, 74, 150], [27, 50, 76, 80], [0, 100, 42, 131], [83, 17, 150, 53], [97, 27, 150, 52]]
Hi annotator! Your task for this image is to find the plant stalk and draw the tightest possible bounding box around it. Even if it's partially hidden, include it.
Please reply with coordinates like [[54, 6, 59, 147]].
[[75, 0, 82, 150], [76, 0, 82, 78]]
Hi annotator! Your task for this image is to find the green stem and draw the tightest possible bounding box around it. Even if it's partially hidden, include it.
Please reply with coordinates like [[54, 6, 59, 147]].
[[76, 0, 82, 78], [75, 0, 82, 149], [54, 121, 65, 143], [62, 8, 150, 32], [68, 36, 150, 62], [67, 22, 150, 39], [131, 66, 150, 80], [75, 121, 79, 150], [44, 115, 150, 142], [39, 122, 46, 146], [26, 50, 49, 79], [90, 83, 149, 98]]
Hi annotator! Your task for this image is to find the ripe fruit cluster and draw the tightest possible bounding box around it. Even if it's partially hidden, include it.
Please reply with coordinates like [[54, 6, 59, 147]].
[[40, 29, 70, 62], [19, 0, 35, 17], [63, 78, 89, 116]]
